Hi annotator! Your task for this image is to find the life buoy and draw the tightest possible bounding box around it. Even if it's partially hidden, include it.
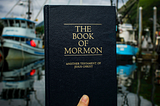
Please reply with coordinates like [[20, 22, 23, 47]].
[[30, 40, 36, 47]]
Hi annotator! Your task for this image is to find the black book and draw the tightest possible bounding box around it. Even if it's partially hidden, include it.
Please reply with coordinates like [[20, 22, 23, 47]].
[[44, 5, 116, 106]]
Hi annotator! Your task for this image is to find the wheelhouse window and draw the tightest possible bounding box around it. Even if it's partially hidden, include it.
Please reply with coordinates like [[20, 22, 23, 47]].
[[2, 20, 8, 27], [21, 37, 25, 41], [15, 37, 19, 41], [2, 19, 20, 27], [33, 23, 35, 29], [21, 20, 27, 28], [27, 21, 34, 29], [9, 20, 14, 27], [3, 36, 14, 40], [14, 20, 20, 27], [1, 19, 35, 29]]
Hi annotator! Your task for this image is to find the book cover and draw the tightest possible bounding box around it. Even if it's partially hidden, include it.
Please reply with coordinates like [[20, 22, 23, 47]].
[[44, 5, 116, 106]]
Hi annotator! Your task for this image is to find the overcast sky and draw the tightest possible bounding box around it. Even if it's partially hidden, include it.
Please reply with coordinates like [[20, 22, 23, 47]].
[[0, 0, 128, 23]]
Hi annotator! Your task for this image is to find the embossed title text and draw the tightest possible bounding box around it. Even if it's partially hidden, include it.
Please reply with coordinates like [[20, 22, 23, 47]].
[[64, 25, 102, 55]]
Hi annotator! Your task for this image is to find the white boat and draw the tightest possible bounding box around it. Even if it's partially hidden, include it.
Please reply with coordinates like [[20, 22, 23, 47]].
[[0, 1, 44, 59], [0, 17, 44, 59], [116, 23, 138, 60]]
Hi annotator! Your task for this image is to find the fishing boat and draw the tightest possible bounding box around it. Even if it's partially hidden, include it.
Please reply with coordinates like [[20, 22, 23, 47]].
[[0, 0, 44, 59], [0, 17, 44, 59], [116, 23, 138, 60]]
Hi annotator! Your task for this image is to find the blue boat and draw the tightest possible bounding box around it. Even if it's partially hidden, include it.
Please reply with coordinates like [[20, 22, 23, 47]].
[[116, 23, 139, 60], [116, 43, 138, 58]]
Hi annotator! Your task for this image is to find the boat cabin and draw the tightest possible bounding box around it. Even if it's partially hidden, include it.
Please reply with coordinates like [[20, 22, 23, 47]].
[[118, 23, 137, 45], [0, 17, 43, 48], [1, 17, 35, 29]]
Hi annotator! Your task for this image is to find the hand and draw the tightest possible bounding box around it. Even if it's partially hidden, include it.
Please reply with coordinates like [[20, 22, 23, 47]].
[[77, 95, 89, 106]]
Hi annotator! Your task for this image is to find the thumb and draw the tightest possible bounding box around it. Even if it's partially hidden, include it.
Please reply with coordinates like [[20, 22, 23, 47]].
[[77, 95, 89, 106]]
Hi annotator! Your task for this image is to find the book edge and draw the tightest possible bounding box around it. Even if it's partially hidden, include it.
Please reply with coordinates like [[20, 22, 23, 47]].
[[44, 5, 50, 106]]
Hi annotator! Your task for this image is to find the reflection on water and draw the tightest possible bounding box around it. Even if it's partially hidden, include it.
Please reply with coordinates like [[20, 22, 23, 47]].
[[0, 59, 45, 106], [0, 59, 160, 106], [117, 60, 160, 106]]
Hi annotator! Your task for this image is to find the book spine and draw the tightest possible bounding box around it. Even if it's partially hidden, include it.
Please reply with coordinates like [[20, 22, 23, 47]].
[[44, 5, 49, 106]]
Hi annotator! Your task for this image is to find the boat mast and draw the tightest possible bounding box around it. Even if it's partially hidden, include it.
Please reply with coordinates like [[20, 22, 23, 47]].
[[26, 0, 32, 19], [116, 0, 118, 11], [116, 0, 119, 33], [110, 0, 113, 6]]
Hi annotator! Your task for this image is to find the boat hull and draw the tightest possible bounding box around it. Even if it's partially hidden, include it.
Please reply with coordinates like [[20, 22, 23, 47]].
[[0, 39, 44, 59], [116, 44, 138, 55], [116, 43, 138, 60], [4, 48, 44, 59]]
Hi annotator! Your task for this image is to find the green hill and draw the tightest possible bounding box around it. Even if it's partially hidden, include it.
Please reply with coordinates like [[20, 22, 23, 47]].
[[119, 0, 160, 30]]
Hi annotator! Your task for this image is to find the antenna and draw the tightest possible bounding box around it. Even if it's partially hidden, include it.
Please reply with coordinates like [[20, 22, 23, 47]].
[[110, 0, 113, 6], [26, 0, 32, 19]]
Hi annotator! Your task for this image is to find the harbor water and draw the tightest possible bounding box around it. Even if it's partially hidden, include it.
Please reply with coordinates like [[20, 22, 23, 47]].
[[0, 59, 160, 106]]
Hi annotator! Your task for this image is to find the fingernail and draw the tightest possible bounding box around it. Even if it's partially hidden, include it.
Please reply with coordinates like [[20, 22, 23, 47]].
[[81, 95, 88, 104]]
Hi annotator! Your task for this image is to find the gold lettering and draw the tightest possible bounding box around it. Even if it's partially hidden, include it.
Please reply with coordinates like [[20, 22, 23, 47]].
[[75, 26, 92, 32], [64, 47, 102, 54], [87, 26, 92, 32], [72, 33, 94, 40], [90, 47, 96, 54], [66, 62, 79, 65], [89, 33, 94, 39], [84, 40, 88, 46], [96, 47, 102, 53], [81, 26, 86, 32], [65, 25, 102, 56], [83, 33, 88, 39], [75, 26, 80, 32], [77, 33, 82, 39], [78, 40, 88, 47], [74, 65, 83, 69], [64, 48, 71, 54], [78, 47, 83, 54], [83, 47, 90, 54], [72, 47, 77, 54], [78, 40, 84, 47], [73, 33, 77, 39], [83, 65, 93, 68]]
